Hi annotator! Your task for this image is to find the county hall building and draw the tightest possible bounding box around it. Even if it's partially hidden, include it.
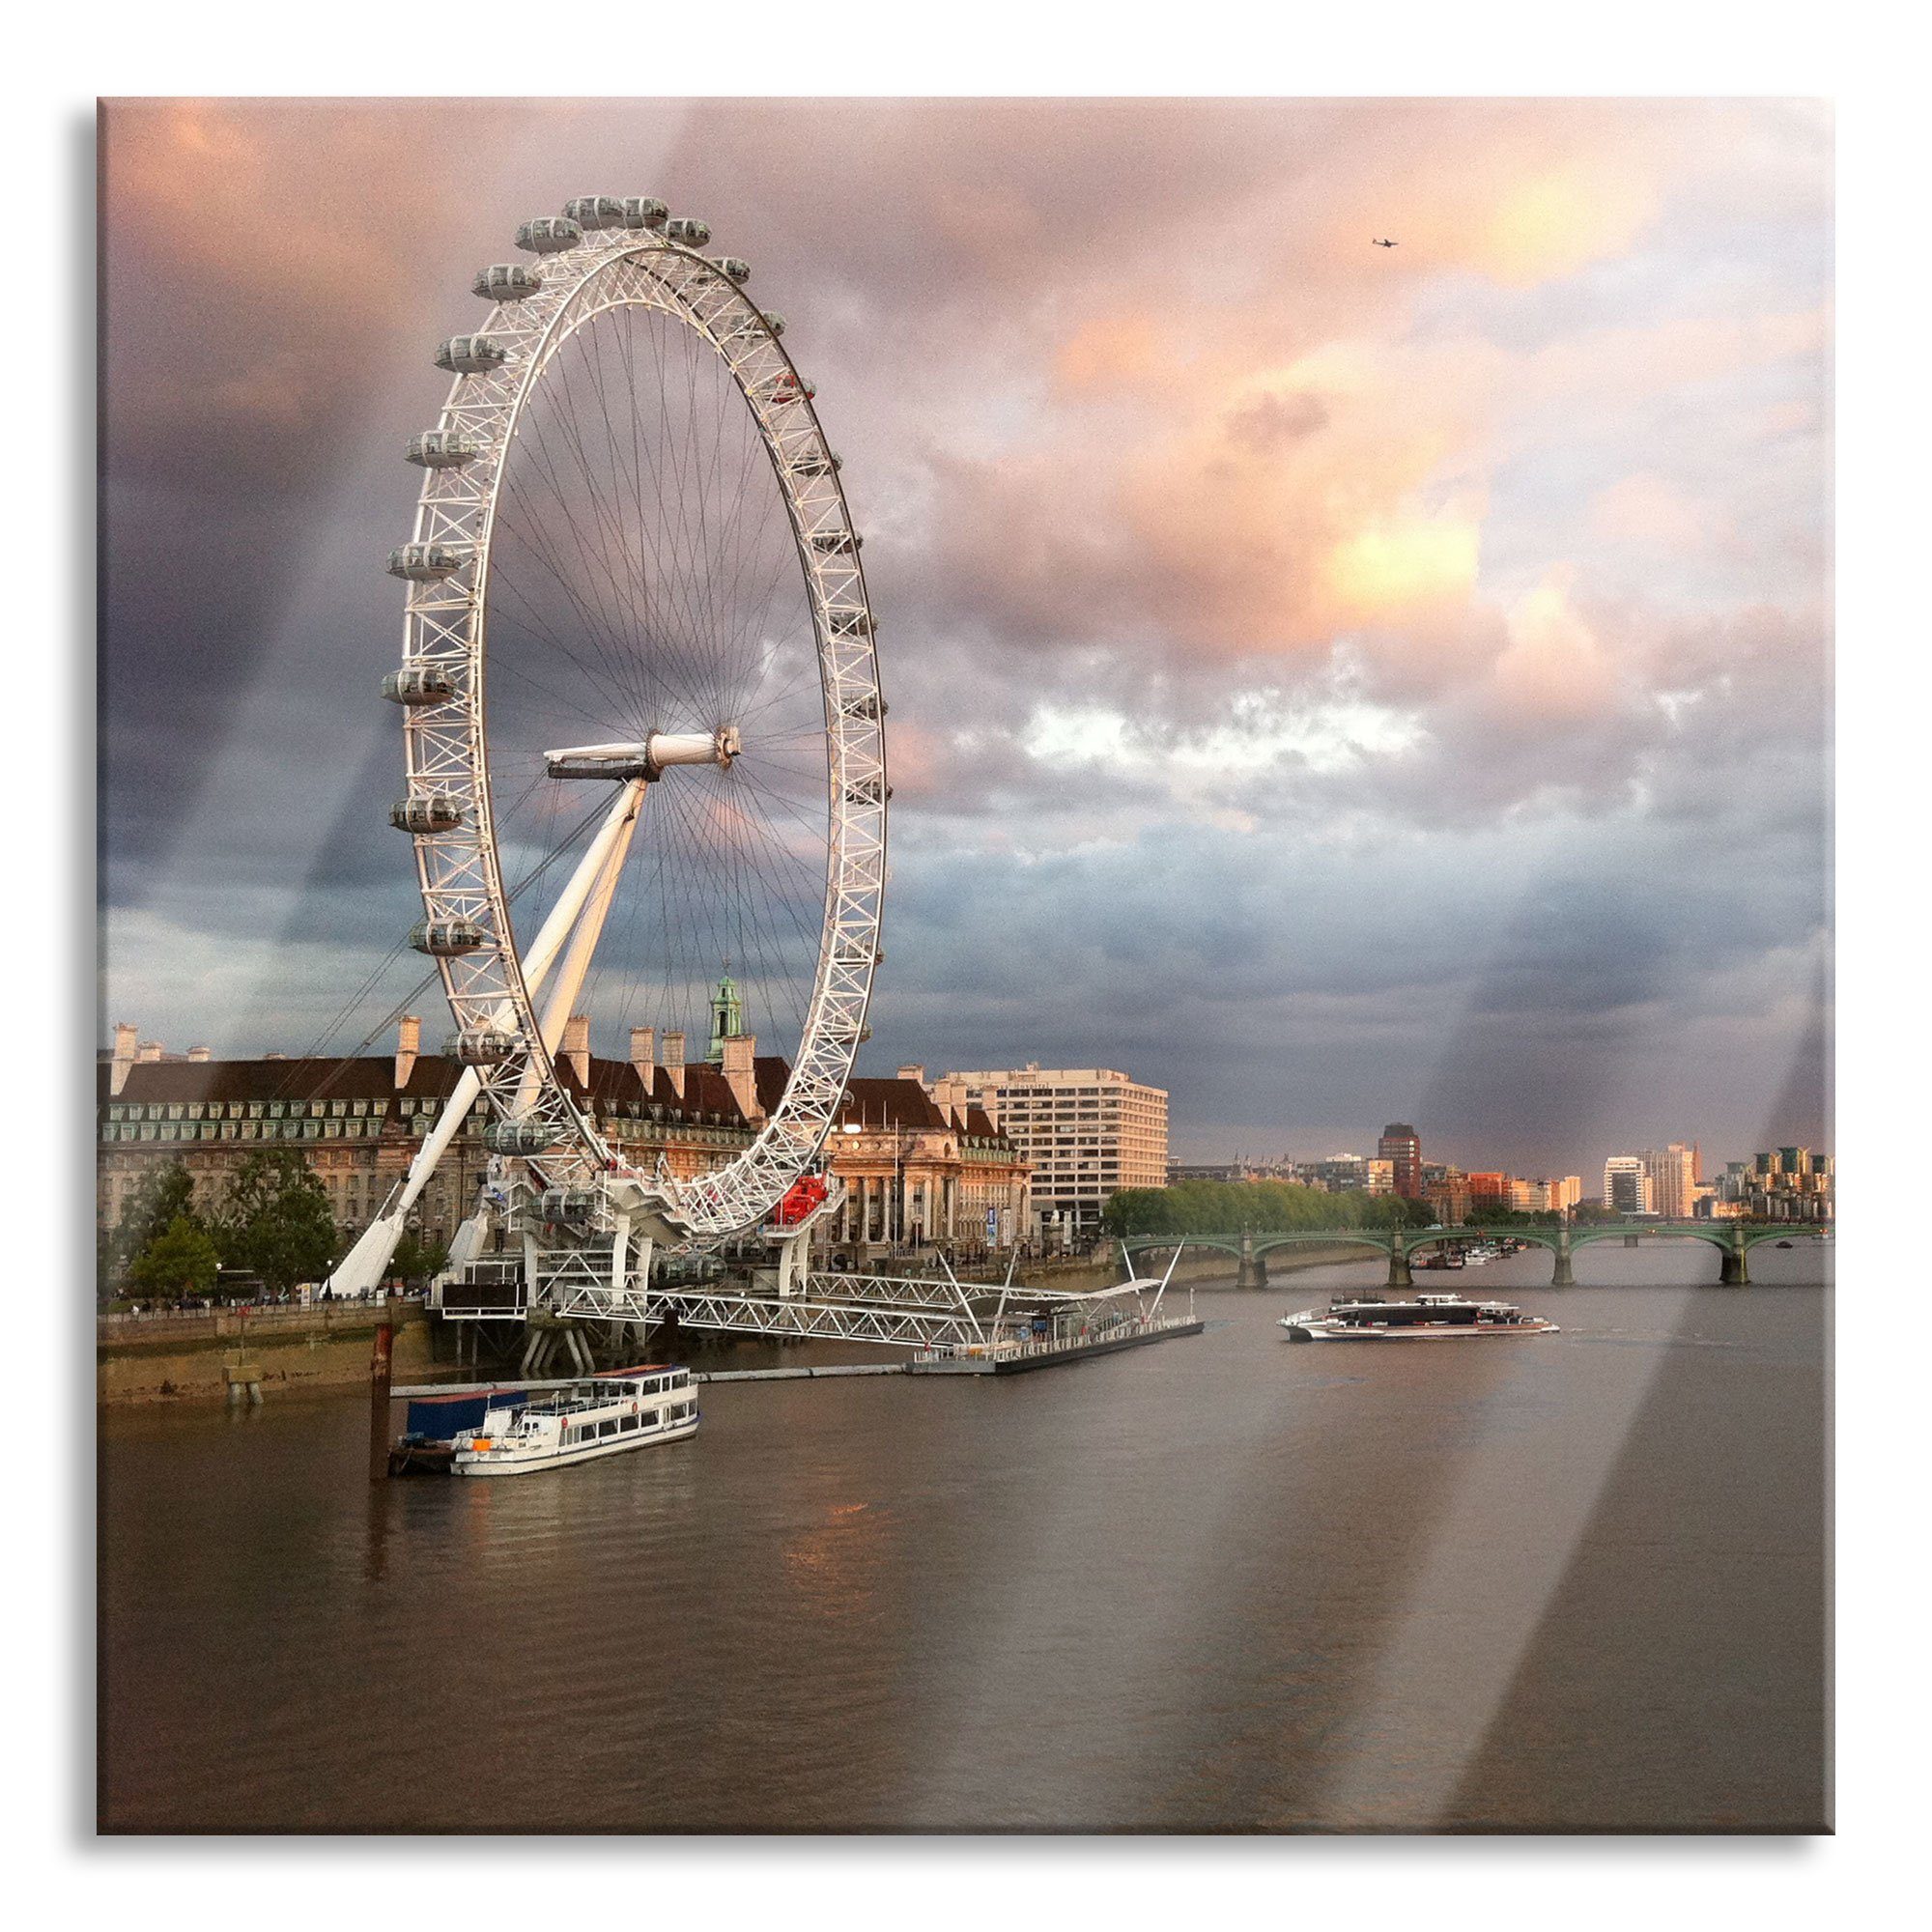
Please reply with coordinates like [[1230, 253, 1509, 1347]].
[[97, 1006, 1030, 1264]]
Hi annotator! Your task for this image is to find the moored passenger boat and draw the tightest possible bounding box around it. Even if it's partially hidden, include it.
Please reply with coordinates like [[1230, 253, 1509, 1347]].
[[1279, 1292, 1558, 1343], [451, 1367, 698, 1475]]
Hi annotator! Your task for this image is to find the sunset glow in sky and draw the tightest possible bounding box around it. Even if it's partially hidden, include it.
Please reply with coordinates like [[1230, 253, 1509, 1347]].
[[99, 98, 1832, 1175]]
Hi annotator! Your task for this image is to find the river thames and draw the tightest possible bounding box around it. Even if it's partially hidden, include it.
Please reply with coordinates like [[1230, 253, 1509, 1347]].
[[99, 1243, 1828, 1833]]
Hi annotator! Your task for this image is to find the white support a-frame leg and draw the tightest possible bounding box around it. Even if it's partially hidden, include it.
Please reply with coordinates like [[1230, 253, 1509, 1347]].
[[323, 780, 647, 1299]]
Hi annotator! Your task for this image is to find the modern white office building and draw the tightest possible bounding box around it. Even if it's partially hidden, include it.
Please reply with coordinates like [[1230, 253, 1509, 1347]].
[[1603, 1154, 1655, 1215], [937, 1064, 1170, 1245]]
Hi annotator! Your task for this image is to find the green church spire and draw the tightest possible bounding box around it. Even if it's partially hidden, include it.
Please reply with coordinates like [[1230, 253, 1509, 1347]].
[[706, 972, 744, 1064]]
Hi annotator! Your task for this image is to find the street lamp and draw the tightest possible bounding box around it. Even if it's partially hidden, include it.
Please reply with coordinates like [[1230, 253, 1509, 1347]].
[[840, 1120, 863, 1251]]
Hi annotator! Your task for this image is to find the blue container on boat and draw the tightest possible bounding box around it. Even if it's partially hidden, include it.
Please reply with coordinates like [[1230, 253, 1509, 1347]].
[[404, 1393, 490, 1439]]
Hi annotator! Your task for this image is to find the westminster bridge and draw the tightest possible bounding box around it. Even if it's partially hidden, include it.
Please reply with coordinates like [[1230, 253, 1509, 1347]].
[[1116, 1221, 1824, 1291]]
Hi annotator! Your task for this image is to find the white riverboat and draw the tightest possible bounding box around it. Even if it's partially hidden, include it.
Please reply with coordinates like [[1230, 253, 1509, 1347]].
[[1279, 1292, 1559, 1343], [451, 1366, 698, 1476]]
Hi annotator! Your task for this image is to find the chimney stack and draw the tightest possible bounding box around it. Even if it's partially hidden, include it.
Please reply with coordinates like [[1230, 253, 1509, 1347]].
[[721, 1035, 763, 1123], [110, 1022, 138, 1095], [662, 1029, 686, 1103], [630, 1026, 656, 1094], [187, 1045, 211, 1064], [394, 1014, 421, 1090], [933, 1075, 968, 1130], [897, 1063, 925, 1086], [137, 1039, 163, 1064], [562, 1013, 591, 1090]]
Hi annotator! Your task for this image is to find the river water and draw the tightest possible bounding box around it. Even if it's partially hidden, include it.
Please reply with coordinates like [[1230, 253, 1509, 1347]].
[[99, 1243, 1829, 1833]]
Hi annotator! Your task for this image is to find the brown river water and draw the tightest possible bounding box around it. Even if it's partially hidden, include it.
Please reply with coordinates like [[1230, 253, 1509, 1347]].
[[99, 1243, 1829, 1833]]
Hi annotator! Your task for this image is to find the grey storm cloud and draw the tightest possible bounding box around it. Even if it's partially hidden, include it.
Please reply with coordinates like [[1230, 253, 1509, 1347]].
[[99, 98, 1831, 1175]]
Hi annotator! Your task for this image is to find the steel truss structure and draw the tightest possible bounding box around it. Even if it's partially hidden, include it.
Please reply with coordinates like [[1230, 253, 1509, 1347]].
[[392, 199, 886, 1251], [653, 1281, 987, 1350], [644, 1261, 1178, 1351]]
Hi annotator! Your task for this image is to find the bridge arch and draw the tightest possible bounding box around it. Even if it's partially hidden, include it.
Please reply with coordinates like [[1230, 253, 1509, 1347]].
[[1402, 1226, 1562, 1258], [1250, 1230, 1396, 1259], [1116, 1235, 1244, 1264], [1740, 1227, 1822, 1252], [1570, 1224, 1732, 1255]]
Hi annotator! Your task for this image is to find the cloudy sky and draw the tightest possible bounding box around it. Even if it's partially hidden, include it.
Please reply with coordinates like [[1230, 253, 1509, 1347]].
[[99, 98, 1831, 1175]]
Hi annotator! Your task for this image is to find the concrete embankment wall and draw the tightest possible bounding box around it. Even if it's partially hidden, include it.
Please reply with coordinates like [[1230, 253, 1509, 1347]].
[[96, 1244, 1377, 1405], [97, 1301, 436, 1406]]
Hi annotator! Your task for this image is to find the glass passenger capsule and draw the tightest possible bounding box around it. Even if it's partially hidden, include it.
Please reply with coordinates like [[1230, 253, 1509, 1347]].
[[810, 529, 861, 554], [382, 667, 456, 705], [472, 263, 544, 302], [389, 792, 464, 835], [838, 689, 886, 721], [435, 335, 506, 376], [621, 196, 668, 229], [760, 371, 814, 405], [455, 1029, 519, 1065], [409, 917, 486, 957], [843, 778, 888, 807], [406, 430, 481, 469], [710, 255, 752, 282], [563, 195, 627, 230], [761, 312, 786, 337], [516, 215, 582, 254], [386, 544, 471, 581], [790, 449, 841, 478], [483, 1120, 553, 1154], [828, 608, 873, 639], [539, 1188, 596, 1222], [665, 216, 711, 245]]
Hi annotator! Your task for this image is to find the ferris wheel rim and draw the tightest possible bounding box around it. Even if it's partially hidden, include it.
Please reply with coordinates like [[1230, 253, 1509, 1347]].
[[391, 212, 886, 1240]]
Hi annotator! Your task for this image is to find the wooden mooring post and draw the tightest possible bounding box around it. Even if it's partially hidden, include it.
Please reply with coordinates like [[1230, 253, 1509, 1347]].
[[368, 1306, 395, 1482]]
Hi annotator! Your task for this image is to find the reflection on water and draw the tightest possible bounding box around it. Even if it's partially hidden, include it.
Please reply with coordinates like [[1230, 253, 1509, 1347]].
[[99, 1244, 1828, 1832]]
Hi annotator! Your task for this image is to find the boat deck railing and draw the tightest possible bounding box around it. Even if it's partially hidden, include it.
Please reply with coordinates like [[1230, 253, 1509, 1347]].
[[911, 1314, 1194, 1366]]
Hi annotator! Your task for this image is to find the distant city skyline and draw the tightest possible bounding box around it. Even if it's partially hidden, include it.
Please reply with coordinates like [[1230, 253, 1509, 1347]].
[[99, 99, 1831, 1181]]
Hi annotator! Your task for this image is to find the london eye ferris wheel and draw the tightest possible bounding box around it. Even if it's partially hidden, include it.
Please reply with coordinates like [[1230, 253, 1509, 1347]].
[[384, 195, 887, 1249]]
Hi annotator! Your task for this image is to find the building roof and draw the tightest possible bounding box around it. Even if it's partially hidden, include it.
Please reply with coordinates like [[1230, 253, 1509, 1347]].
[[839, 1076, 950, 1132], [100, 1048, 1018, 1150], [100, 1055, 461, 1107]]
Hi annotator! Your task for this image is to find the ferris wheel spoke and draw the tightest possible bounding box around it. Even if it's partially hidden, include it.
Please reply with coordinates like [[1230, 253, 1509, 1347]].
[[635, 312, 709, 698], [614, 314, 714, 704], [488, 560, 649, 730], [716, 780, 831, 965], [597, 316, 698, 710], [500, 428, 659, 725], [511, 382, 649, 672], [524, 374, 665, 724], [570, 321, 695, 719], [539, 364, 683, 724], [731, 769, 833, 852]]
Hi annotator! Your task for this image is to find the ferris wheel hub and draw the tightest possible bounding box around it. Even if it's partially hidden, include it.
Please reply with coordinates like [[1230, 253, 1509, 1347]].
[[543, 727, 740, 781]]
